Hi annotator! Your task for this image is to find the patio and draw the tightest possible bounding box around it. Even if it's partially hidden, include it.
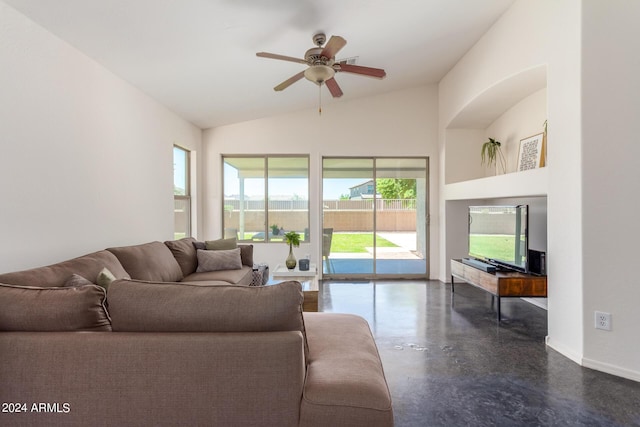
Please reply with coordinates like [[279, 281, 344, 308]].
[[324, 232, 426, 276]]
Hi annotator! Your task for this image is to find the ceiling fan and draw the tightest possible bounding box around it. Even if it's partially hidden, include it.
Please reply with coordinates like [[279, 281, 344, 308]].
[[256, 33, 386, 98]]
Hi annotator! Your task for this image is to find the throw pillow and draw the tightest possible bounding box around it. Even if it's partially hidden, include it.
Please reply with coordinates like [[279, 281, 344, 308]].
[[197, 239, 252, 266], [238, 244, 254, 267], [96, 267, 116, 290], [196, 248, 242, 272], [0, 282, 112, 331], [65, 274, 95, 288], [204, 237, 237, 251], [164, 237, 198, 276]]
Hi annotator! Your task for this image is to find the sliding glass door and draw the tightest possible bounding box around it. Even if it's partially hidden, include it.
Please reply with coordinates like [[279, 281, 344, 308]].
[[322, 158, 374, 276], [374, 158, 428, 275], [322, 157, 428, 279]]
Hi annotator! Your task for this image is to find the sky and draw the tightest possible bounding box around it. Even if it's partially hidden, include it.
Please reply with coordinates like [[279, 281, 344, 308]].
[[224, 177, 367, 200], [173, 146, 187, 193], [223, 163, 365, 199]]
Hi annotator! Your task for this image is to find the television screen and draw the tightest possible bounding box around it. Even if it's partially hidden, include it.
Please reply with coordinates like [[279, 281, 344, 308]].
[[468, 205, 528, 272]]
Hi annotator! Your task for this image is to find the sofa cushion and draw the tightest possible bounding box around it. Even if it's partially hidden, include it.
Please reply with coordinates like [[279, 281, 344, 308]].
[[0, 250, 129, 288], [107, 279, 305, 336], [164, 237, 198, 276], [205, 237, 237, 250], [182, 265, 253, 286], [300, 313, 393, 427], [107, 241, 184, 282], [196, 248, 242, 272], [0, 283, 112, 331]]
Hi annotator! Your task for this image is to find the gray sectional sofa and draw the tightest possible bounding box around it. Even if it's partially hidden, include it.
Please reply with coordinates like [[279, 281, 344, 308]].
[[0, 237, 393, 427]]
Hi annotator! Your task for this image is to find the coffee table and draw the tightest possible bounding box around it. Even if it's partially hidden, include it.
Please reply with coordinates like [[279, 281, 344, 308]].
[[271, 264, 319, 312]]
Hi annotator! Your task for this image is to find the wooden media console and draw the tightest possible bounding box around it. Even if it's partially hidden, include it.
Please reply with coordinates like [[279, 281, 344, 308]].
[[450, 259, 547, 321]]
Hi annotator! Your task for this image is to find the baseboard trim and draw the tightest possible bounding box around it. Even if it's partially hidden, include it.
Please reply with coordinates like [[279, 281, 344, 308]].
[[546, 336, 640, 383], [545, 336, 583, 365], [521, 297, 547, 309], [582, 357, 640, 383]]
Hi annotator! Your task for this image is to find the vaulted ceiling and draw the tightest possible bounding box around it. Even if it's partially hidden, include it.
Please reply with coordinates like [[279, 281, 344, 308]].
[[3, 0, 514, 128]]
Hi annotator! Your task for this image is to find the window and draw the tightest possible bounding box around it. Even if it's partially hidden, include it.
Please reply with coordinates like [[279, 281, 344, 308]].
[[174, 145, 190, 239], [223, 156, 309, 242]]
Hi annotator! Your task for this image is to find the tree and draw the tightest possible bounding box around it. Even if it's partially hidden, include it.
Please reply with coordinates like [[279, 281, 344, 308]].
[[376, 179, 416, 199], [339, 193, 350, 200]]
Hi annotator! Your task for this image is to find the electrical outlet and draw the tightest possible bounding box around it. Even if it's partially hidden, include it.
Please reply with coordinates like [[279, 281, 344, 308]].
[[595, 311, 612, 331]]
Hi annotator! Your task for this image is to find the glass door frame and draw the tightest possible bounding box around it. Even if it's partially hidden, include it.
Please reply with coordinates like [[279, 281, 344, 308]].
[[321, 156, 429, 280]]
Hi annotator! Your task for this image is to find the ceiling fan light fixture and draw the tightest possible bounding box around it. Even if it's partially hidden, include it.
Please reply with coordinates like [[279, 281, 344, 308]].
[[257, 33, 385, 100], [304, 65, 335, 85]]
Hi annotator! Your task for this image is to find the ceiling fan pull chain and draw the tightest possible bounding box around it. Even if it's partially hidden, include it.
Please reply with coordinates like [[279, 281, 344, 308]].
[[318, 84, 322, 116]]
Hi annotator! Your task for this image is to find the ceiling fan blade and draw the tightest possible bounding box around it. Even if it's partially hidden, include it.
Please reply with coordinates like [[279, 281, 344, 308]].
[[274, 71, 306, 91], [337, 63, 386, 79], [321, 35, 347, 59], [256, 52, 307, 65], [325, 77, 343, 98]]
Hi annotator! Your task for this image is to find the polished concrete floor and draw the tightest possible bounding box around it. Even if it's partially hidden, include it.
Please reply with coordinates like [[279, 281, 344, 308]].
[[319, 280, 640, 427]]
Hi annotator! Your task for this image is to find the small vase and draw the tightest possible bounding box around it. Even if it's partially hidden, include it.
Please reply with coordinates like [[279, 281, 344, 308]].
[[285, 244, 297, 270]]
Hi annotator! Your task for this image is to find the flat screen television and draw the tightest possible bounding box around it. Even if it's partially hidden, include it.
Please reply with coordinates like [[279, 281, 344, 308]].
[[468, 205, 528, 272]]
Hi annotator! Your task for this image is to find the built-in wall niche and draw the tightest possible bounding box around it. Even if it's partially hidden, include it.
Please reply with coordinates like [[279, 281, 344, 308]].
[[445, 196, 549, 311], [444, 65, 547, 188], [441, 65, 549, 283]]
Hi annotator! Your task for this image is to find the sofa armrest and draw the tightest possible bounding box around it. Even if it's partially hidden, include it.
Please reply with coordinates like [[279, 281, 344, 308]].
[[0, 331, 305, 427], [301, 313, 394, 427]]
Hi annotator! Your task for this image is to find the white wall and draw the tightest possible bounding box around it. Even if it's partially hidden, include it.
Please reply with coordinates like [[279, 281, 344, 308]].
[[580, 0, 640, 380], [438, 5, 550, 130], [202, 86, 439, 277], [0, 2, 202, 273], [444, 129, 485, 184], [439, 0, 640, 382], [544, 0, 585, 365]]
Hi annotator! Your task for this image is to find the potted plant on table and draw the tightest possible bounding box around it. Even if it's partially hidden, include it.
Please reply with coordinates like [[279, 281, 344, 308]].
[[284, 231, 301, 270]]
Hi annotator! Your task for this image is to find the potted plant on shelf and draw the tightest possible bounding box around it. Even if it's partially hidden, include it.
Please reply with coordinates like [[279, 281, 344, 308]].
[[284, 231, 301, 270], [481, 137, 506, 174]]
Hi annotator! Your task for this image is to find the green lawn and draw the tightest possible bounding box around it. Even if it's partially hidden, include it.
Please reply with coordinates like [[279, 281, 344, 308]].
[[330, 233, 398, 253]]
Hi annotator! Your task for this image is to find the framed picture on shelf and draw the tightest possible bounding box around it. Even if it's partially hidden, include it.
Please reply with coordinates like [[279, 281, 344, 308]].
[[517, 133, 545, 171]]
